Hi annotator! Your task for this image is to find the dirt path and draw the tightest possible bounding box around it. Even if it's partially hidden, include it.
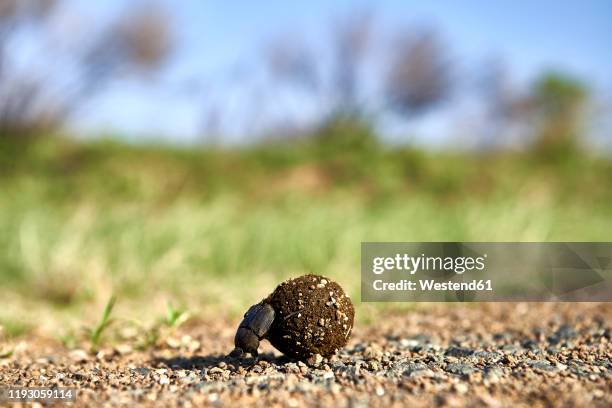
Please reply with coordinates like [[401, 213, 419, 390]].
[[1, 303, 610, 407]]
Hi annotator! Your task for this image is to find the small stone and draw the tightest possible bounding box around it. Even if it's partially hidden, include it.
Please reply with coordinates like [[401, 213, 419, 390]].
[[445, 347, 474, 358], [446, 363, 476, 376], [69, 349, 89, 362], [166, 337, 181, 348], [187, 340, 201, 352], [115, 344, 132, 355], [453, 383, 468, 394], [307, 353, 323, 366], [529, 360, 555, 371]]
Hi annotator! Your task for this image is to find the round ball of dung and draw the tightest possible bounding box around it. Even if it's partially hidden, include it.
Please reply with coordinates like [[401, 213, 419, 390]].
[[264, 274, 354, 360]]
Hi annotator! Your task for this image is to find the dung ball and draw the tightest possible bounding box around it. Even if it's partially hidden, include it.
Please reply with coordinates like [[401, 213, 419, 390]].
[[264, 274, 354, 360]]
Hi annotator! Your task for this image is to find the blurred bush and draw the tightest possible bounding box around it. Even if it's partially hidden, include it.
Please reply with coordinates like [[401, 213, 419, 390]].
[[530, 72, 589, 159], [0, 0, 172, 140]]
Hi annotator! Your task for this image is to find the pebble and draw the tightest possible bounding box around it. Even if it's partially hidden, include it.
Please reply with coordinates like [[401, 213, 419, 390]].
[[307, 354, 323, 366], [68, 349, 89, 363], [445, 346, 474, 358], [446, 363, 476, 376]]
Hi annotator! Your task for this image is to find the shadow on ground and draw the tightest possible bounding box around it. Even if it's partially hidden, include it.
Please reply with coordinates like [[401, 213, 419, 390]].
[[153, 352, 294, 370]]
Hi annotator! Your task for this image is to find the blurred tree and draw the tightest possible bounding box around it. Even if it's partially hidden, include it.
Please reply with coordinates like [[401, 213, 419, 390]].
[[479, 60, 513, 145], [0, 0, 61, 137], [263, 11, 376, 149], [477, 59, 532, 148], [530, 71, 589, 157], [385, 28, 453, 117], [0, 0, 172, 140], [262, 17, 456, 149], [331, 11, 373, 114], [266, 37, 319, 93], [81, 5, 172, 89], [265, 11, 374, 116]]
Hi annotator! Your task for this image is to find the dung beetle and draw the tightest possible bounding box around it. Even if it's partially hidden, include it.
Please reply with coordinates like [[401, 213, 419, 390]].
[[229, 274, 354, 361], [229, 302, 275, 358]]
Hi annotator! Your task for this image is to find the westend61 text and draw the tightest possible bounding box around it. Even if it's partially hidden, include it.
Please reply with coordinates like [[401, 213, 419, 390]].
[[372, 279, 493, 292]]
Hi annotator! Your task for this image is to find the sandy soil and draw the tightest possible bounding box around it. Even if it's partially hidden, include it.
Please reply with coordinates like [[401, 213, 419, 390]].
[[0, 303, 610, 407]]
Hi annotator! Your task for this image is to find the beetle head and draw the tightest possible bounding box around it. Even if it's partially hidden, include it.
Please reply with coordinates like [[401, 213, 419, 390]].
[[232, 327, 260, 357], [230, 303, 275, 358]]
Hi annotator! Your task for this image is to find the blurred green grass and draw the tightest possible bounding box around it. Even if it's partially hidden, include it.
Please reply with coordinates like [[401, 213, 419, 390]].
[[1, 136, 611, 337]]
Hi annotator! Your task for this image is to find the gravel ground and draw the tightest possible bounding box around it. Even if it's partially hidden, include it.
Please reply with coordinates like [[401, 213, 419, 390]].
[[1, 303, 610, 407]]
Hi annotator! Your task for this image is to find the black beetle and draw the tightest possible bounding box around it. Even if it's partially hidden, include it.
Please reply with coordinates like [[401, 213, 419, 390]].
[[229, 302, 275, 358]]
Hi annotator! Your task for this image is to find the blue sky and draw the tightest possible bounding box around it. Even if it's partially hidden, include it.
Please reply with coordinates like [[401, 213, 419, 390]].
[[65, 0, 612, 143]]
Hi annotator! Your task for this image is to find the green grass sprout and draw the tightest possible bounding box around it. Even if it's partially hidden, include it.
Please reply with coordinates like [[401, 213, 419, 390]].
[[88, 295, 117, 352], [0, 348, 13, 359], [165, 302, 189, 328]]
